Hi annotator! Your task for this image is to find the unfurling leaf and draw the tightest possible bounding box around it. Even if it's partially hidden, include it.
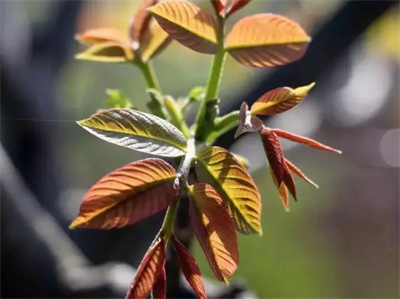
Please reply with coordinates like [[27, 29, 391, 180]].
[[226, 13, 310, 67], [268, 166, 290, 211], [149, 1, 219, 54], [215, 0, 251, 18], [235, 102, 263, 138], [272, 129, 342, 154], [140, 21, 171, 61], [152, 267, 166, 299], [129, 0, 157, 42], [75, 42, 134, 63], [285, 158, 319, 189], [188, 184, 239, 283], [77, 108, 187, 157], [171, 236, 207, 299], [69, 159, 178, 229], [126, 238, 166, 299], [195, 146, 262, 235], [251, 83, 315, 115], [260, 127, 285, 186]]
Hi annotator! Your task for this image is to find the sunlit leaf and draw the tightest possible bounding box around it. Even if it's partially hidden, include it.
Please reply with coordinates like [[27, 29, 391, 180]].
[[69, 159, 178, 229], [226, 13, 310, 67], [152, 267, 166, 299], [260, 128, 285, 186], [285, 158, 319, 189], [195, 146, 262, 235], [126, 238, 166, 299], [188, 184, 239, 283], [129, 0, 157, 42], [140, 21, 171, 61], [171, 236, 207, 299], [251, 83, 315, 115], [149, 1, 219, 54], [232, 153, 249, 169], [234, 102, 263, 138], [77, 108, 187, 157], [272, 129, 342, 154], [76, 27, 130, 45], [268, 166, 290, 212], [75, 42, 134, 63]]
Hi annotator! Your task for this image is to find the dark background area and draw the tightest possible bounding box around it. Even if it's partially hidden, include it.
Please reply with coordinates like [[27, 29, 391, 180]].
[[1, 0, 399, 298]]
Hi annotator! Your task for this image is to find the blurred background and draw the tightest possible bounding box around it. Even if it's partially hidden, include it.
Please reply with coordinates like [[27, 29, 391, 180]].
[[1, 0, 399, 298]]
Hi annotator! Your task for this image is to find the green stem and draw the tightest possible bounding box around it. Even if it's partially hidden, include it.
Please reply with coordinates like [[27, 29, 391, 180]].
[[164, 96, 190, 138], [137, 61, 167, 119], [160, 199, 180, 241]]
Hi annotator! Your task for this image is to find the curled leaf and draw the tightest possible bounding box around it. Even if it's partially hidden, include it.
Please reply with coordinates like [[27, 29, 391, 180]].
[[171, 236, 207, 299], [126, 238, 166, 299], [152, 267, 166, 299], [285, 158, 319, 189], [76, 28, 130, 45], [226, 13, 310, 67], [195, 146, 262, 235], [77, 108, 187, 157], [129, 0, 157, 42], [251, 83, 315, 115], [269, 166, 289, 212], [75, 41, 134, 63], [188, 184, 239, 283], [235, 102, 263, 138], [69, 159, 178, 229], [140, 21, 171, 61], [149, 1, 219, 54]]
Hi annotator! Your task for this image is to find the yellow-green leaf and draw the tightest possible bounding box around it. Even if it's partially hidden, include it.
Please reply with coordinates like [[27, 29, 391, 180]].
[[75, 41, 134, 63], [77, 108, 187, 157], [70, 159, 178, 229], [195, 146, 262, 235], [251, 83, 315, 115], [226, 13, 310, 67], [149, 0, 219, 54]]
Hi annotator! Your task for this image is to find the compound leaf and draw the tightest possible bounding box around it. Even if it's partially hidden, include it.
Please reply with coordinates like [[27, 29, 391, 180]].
[[77, 108, 187, 157], [149, 1, 219, 54], [188, 184, 238, 283], [126, 238, 166, 299], [226, 13, 310, 67], [195, 146, 262, 235], [251, 83, 315, 115], [70, 159, 178, 229]]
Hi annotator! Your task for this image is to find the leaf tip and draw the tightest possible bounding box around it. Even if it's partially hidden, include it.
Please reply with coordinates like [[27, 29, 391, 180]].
[[295, 82, 316, 97]]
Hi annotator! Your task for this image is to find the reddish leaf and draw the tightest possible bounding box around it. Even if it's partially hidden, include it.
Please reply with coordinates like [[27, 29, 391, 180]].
[[129, 0, 157, 42], [234, 102, 263, 138], [126, 238, 166, 299], [260, 127, 285, 186], [251, 83, 315, 115], [188, 183, 239, 283], [149, 1, 219, 54], [75, 41, 134, 63], [140, 21, 171, 61], [272, 129, 342, 154], [269, 166, 289, 211], [70, 159, 178, 229], [283, 162, 297, 201], [75, 28, 130, 46], [285, 158, 319, 189], [226, 14, 310, 67], [152, 266, 166, 299], [171, 236, 207, 299]]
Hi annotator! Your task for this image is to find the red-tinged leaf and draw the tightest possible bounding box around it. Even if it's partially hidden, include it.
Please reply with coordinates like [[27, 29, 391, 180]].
[[226, 14, 310, 67], [188, 183, 239, 283], [251, 83, 315, 115], [75, 41, 134, 63], [260, 127, 285, 186], [285, 158, 319, 189], [69, 159, 178, 229], [149, 1, 219, 54], [130, 0, 157, 42], [225, 0, 251, 18], [235, 102, 263, 138], [269, 166, 289, 212], [140, 21, 171, 61], [271, 129, 342, 154], [75, 28, 130, 46], [152, 266, 166, 299], [212, 0, 225, 16], [171, 236, 207, 299], [126, 238, 166, 299], [283, 162, 297, 201]]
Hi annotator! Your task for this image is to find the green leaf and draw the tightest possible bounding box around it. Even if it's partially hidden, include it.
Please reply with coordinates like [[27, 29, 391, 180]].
[[104, 89, 134, 109], [77, 108, 187, 157]]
